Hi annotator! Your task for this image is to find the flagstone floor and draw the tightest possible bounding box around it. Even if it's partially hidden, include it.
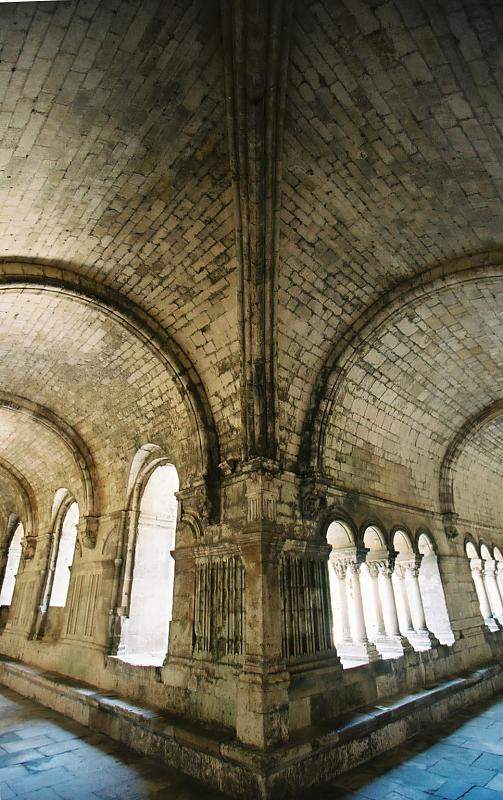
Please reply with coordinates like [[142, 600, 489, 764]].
[[0, 685, 502, 799]]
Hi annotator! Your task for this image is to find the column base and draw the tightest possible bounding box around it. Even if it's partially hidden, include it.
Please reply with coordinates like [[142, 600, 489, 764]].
[[485, 617, 501, 632], [374, 634, 412, 658], [406, 629, 439, 652], [336, 640, 381, 665]]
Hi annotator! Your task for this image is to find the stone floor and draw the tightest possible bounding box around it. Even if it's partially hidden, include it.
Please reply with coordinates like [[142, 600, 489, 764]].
[[0, 686, 502, 799]]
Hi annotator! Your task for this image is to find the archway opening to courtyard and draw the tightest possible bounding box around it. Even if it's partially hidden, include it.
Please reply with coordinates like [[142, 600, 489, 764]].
[[49, 501, 79, 607], [0, 522, 23, 608], [417, 533, 454, 645], [119, 463, 179, 666]]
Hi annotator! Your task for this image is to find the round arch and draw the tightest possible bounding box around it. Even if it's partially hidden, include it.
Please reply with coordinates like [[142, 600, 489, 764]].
[[362, 522, 388, 551], [480, 542, 493, 561], [0, 393, 96, 517], [465, 537, 480, 559], [416, 529, 437, 555], [299, 251, 503, 474], [0, 458, 37, 538], [326, 518, 356, 550], [48, 498, 79, 608], [117, 452, 180, 665], [0, 520, 24, 608], [319, 507, 358, 546], [0, 262, 220, 480], [392, 527, 415, 557], [439, 399, 503, 520]]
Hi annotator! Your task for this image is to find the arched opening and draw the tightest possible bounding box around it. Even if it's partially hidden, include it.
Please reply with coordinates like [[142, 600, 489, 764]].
[[392, 529, 434, 651], [0, 522, 24, 608], [494, 547, 503, 604], [465, 540, 499, 631], [360, 525, 387, 645], [49, 502, 79, 607], [119, 463, 179, 666], [326, 520, 379, 667], [417, 533, 454, 645], [480, 543, 503, 625]]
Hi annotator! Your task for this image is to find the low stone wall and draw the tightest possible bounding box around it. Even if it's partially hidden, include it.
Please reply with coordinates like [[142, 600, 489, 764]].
[[0, 655, 501, 799]]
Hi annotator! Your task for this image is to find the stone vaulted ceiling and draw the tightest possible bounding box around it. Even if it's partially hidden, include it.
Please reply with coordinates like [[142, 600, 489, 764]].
[[0, 0, 502, 531]]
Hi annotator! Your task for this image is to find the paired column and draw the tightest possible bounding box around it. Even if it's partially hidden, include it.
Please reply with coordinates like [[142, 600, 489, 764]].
[[481, 560, 503, 627], [497, 562, 503, 607], [330, 560, 351, 645], [371, 560, 411, 656], [395, 558, 436, 651], [470, 559, 499, 632], [330, 550, 380, 665]]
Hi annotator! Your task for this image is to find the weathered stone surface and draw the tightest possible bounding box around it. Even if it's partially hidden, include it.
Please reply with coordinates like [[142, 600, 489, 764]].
[[0, 1, 502, 798]]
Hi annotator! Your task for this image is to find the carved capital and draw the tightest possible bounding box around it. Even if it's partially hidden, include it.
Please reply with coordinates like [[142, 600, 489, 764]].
[[376, 561, 394, 579], [366, 561, 381, 579], [177, 477, 218, 540], [331, 559, 348, 580], [398, 555, 422, 578], [483, 559, 496, 576], [470, 558, 484, 575]]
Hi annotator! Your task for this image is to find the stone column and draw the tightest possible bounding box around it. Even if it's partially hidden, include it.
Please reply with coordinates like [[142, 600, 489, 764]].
[[347, 561, 367, 643], [482, 560, 503, 626], [470, 559, 499, 632], [330, 559, 351, 645], [393, 565, 414, 635], [335, 550, 380, 665], [366, 562, 386, 638], [406, 561, 427, 631], [374, 561, 411, 657], [401, 557, 437, 651], [497, 562, 503, 605], [378, 563, 400, 636]]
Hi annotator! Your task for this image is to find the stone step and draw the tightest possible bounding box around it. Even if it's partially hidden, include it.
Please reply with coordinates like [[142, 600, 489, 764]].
[[0, 655, 501, 799]]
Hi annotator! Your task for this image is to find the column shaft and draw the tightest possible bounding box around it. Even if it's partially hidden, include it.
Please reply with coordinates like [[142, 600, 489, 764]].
[[378, 567, 400, 637]]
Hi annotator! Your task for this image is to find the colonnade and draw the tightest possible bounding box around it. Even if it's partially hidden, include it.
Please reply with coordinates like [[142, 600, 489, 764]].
[[329, 546, 436, 665], [467, 545, 503, 632]]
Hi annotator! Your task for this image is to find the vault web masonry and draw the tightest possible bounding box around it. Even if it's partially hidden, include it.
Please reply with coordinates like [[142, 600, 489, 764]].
[[0, 1, 502, 798]]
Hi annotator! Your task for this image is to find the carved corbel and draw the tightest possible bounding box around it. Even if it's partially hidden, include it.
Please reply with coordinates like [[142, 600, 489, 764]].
[[78, 515, 99, 549], [21, 535, 37, 560], [300, 477, 327, 521], [442, 511, 459, 540]]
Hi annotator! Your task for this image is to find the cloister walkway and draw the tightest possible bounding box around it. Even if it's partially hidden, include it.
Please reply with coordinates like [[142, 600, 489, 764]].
[[0, 684, 502, 800]]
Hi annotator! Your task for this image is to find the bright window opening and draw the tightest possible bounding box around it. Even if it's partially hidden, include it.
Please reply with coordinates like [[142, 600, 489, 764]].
[[0, 522, 23, 606], [119, 463, 179, 666], [49, 502, 79, 607]]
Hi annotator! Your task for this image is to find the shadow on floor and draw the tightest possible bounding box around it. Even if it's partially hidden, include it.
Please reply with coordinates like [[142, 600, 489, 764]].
[[1, 685, 502, 799]]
